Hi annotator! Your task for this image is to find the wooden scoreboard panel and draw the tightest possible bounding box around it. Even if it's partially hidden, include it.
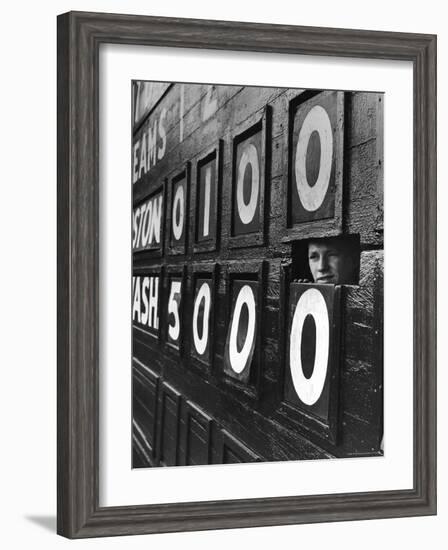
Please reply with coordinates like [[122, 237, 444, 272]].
[[190, 263, 218, 372], [193, 144, 222, 253], [191, 278, 213, 365], [222, 261, 265, 394], [131, 82, 383, 466], [164, 267, 186, 352], [182, 402, 213, 466], [233, 133, 262, 235], [132, 360, 160, 467], [197, 158, 217, 241], [132, 273, 161, 339], [286, 90, 344, 240], [223, 279, 259, 384], [133, 81, 171, 127], [132, 84, 177, 191], [220, 430, 260, 464], [283, 283, 341, 443], [158, 383, 181, 467], [132, 187, 164, 255], [229, 107, 270, 248]]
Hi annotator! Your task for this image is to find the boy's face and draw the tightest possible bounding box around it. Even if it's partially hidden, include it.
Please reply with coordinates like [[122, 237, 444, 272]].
[[308, 241, 354, 285]]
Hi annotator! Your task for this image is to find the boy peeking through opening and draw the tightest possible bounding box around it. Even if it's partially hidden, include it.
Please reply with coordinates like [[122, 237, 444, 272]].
[[294, 236, 359, 285]]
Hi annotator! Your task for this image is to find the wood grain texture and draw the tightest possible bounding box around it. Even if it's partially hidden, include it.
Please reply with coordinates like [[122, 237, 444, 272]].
[[57, 10, 436, 538]]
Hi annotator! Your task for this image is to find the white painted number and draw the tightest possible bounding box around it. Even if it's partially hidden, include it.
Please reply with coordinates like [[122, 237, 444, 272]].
[[193, 282, 211, 355], [236, 143, 259, 225], [289, 288, 329, 405], [172, 184, 185, 241], [168, 281, 182, 342], [229, 285, 256, 374], [132, 194, 163, 250], [202, 166, 211, 237], [295, 105, 333, 212]]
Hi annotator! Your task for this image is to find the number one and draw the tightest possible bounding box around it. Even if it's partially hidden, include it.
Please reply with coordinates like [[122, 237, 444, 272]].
[[203, 166, 211, 237]]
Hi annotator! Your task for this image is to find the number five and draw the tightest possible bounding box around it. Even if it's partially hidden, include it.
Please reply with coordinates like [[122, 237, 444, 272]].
[[168, 281, 181, 341]]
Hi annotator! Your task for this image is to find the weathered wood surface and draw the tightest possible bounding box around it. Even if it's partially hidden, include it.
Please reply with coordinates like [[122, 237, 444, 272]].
[[132, 336, 330, 463], [132, 83, 383, 465], [344, 92, 383, 244], [133, 81, 171, 128], [338, 250, 383, 456]]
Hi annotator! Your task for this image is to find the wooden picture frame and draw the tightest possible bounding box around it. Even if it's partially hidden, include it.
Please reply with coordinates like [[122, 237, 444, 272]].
[[57, 11, 436, 538]]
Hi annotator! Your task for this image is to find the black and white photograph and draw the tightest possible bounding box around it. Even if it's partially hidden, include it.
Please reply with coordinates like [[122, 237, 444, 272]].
[[0, 0, 441, 545], [131, 81, 384, 467]]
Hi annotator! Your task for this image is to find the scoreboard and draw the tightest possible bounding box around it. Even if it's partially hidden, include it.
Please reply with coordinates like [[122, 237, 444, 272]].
[[132, 82, 383, 467]]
